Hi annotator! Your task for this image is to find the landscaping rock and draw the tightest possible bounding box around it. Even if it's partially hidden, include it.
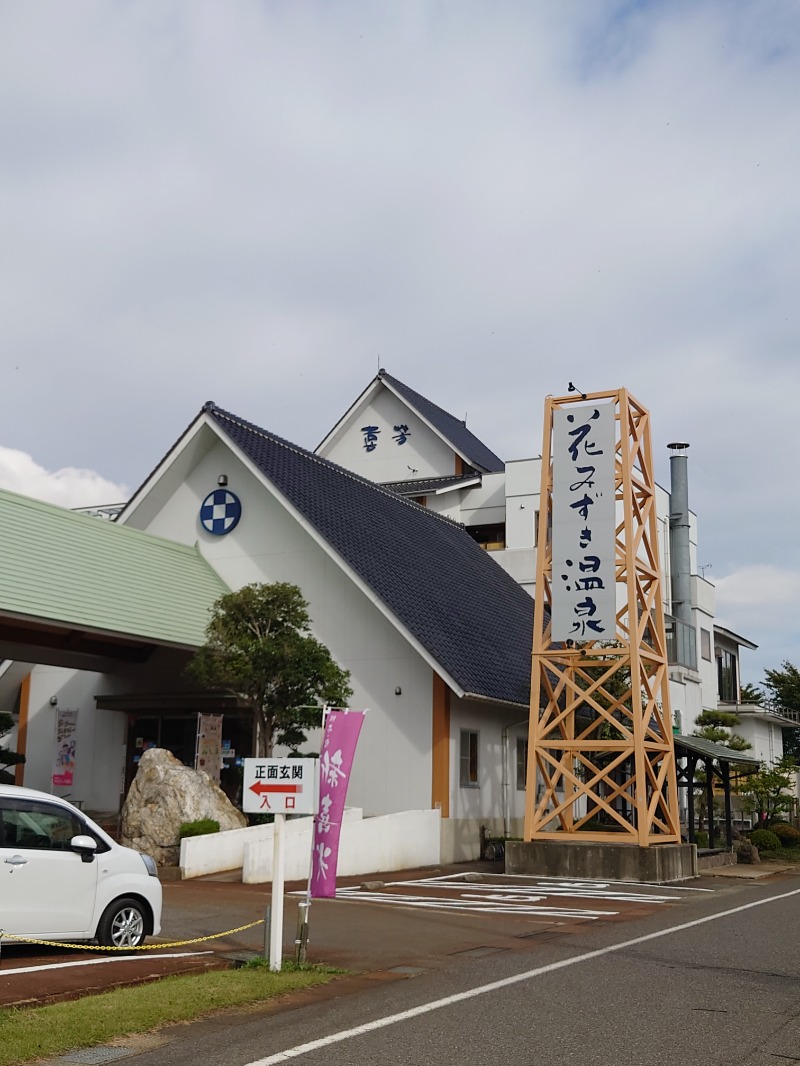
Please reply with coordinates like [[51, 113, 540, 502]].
[[736, 843, 760, 864], [121, 747, 246, 865]]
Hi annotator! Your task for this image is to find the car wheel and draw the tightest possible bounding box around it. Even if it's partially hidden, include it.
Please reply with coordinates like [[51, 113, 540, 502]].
[[96, 897, 148, 949]]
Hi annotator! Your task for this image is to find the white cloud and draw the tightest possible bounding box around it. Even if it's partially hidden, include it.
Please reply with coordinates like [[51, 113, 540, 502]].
[[716, 566, 800, 610], [715, 566, 800, 679], [0, 447, 128, 510]]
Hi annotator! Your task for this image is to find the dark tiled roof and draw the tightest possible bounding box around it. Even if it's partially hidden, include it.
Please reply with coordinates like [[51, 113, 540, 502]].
[[379, 371, 505, 473], [381, 474, 482, 496], [209, 405, 533, 706]]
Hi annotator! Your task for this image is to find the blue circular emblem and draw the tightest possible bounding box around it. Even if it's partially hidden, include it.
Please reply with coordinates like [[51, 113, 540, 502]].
[[200, 489, 242, 536]]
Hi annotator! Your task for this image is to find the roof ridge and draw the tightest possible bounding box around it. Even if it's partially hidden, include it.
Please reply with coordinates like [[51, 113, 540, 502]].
[[210, 405, 468, 534], [377, 371, 504, 472]]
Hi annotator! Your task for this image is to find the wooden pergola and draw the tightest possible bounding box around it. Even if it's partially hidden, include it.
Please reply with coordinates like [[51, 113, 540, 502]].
[[673, 734, 760, 848]]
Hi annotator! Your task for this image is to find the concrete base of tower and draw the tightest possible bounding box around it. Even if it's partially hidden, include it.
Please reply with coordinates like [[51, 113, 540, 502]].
[[505, 839, 698, 883]]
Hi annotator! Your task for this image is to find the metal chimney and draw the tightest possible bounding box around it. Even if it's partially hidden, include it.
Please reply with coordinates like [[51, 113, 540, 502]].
[[668, 442, 692, 628]]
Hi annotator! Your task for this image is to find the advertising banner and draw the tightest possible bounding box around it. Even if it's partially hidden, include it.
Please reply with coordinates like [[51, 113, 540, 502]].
[[52, 709, 78, 788], [195, 713, 223, 783], [551, 402, 617, 641], [310, 708, 366, 898]]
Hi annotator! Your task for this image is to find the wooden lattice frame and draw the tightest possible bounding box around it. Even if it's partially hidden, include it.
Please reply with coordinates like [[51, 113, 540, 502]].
[[523, 389, 680, 846]]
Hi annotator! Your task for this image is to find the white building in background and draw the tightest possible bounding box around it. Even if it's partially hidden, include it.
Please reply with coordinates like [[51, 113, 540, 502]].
[[318, 370, 784, 759]]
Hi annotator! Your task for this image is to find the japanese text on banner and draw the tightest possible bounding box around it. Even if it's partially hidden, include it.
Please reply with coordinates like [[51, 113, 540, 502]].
[[550, 403, 616, 642]]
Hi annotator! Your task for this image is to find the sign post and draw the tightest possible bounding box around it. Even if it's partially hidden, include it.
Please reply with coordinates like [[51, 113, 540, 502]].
[[269, 813, 286, 971], [243, 758, 316, 972]]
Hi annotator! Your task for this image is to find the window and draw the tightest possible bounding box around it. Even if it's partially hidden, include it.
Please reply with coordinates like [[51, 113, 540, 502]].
[[665, 614, 698, 670], [516, 737, 528, 790], [0, 799, 82, 851], [465, 523, 506, 551], [700, 628, 712, 661], [717, 649, 739, 703], [459, 730, 479, 787]]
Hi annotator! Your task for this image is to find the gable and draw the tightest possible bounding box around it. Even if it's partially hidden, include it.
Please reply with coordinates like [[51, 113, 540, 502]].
[[208, 405, 533, 706], [317, 371, 505, 483]]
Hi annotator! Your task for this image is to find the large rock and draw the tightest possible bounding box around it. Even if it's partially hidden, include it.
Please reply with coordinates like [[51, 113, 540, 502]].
[[121, 747, 247, 865]]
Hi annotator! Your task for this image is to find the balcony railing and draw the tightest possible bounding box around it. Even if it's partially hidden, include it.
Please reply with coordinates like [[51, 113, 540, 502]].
[[665, 614, 697, 671]]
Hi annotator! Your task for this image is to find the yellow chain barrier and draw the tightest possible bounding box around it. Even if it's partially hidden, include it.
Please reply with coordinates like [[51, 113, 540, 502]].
[[0, 918, 265, 952]]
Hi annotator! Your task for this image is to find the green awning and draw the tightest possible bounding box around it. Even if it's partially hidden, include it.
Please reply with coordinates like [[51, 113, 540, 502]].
[[673, 733, 761, 766], [0, 489, 227, 649]]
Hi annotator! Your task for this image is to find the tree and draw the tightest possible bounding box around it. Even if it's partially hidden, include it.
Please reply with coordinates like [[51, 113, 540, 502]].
[[693, 709, 751, 752], [733, 756, 796, 828], [739, 681, 763, 704], [187, 583, 352, 758], [0, 711, 25, 783], [761, 660, 800, 761]]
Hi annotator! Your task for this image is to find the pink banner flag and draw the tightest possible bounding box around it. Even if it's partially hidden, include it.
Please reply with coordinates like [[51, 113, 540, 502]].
[[310, 708, 365, 898]]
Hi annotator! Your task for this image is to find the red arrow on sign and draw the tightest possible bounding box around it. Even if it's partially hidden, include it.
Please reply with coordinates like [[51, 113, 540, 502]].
[[248, 782, 303, 796]]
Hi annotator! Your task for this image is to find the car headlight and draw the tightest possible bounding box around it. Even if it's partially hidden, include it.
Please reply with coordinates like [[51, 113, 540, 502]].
[[141, 853, 159, 878]]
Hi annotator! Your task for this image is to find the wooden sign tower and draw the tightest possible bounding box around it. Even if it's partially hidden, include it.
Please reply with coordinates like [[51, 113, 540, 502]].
[[523, 389, 680, 846]]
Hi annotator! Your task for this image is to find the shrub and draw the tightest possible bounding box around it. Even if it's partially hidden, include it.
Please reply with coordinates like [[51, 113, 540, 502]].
[[179, 818, 220, 839], [769, 823, 800, 846], [749, 828, 781, 852]]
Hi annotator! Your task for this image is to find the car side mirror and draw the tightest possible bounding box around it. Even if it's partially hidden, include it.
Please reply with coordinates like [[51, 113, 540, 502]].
[[70, 834, 98, 862]]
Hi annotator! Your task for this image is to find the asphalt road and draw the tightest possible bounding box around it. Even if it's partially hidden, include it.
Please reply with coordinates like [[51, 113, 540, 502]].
[[43, 870, 800, 1066]]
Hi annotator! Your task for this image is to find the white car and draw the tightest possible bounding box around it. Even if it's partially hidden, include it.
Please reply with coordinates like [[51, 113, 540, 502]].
[[0, 784, 162, 949]]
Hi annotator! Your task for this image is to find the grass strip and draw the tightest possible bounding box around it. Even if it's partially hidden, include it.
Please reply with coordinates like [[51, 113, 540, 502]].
[[0, 961, 340, 1066]]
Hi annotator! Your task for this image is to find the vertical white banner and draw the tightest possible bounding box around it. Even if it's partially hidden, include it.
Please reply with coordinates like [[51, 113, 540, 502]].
[[53, 709, 78, 787], [551, 403, 616, 641]]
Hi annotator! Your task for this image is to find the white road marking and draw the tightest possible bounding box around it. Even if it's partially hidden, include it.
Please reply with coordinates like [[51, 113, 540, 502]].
[[334, 889, 613, 919], [330, 873, 693, 916], [0, 950, 214, 976], [384, 878, 682, 904], [332, 891, 605, 925], [246, 884, 800, 1065]]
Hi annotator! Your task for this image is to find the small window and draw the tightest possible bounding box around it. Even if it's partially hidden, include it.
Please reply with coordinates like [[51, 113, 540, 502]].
[[516, 737, 528, 790], [533, 510, 539, 548], [460, 730, 479, 787], [700, 628, 712, 661], [465, 523, 506, 551]]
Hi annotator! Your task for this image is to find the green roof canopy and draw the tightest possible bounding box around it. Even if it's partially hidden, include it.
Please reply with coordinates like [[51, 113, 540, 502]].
[[673, 733, 761, 765], [0, 489, 227, 651]]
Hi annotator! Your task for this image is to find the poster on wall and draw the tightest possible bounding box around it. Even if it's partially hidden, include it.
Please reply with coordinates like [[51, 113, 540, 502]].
[[551, 402, 617, 642], [52, 709, 78, 788], [196, 713, 223, 783]]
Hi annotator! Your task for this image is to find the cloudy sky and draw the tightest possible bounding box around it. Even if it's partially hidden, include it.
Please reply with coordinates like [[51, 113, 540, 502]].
[[1, 1, 798, 684]]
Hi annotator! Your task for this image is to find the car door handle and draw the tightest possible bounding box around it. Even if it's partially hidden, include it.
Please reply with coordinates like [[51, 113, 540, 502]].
[[4, 855, 28, 866]]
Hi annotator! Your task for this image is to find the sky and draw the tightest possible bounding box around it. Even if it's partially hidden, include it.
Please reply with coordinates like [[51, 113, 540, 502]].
[[1, 1, 798, 686]]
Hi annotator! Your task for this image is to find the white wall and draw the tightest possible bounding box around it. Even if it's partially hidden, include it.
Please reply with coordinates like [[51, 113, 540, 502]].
[[178, 807, 441, 882], [128, 433, 436, 819], [738, 716, 783, 766], [21, 665, 126, 812], [321, 389, 456, 483]]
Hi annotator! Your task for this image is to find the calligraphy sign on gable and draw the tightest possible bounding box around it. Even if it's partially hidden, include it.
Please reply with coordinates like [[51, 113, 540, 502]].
[[550, 403, 616, 642]]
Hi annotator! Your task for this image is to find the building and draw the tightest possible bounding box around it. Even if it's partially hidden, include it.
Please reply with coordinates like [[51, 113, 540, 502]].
[[1, 373, 790, 858]]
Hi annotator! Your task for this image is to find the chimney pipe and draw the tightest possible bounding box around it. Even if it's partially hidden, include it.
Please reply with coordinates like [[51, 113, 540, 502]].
[[668, 442, 692, 628]]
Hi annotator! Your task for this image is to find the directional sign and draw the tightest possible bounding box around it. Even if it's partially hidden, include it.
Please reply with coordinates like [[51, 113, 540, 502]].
[[242, 758, 317, 815]]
